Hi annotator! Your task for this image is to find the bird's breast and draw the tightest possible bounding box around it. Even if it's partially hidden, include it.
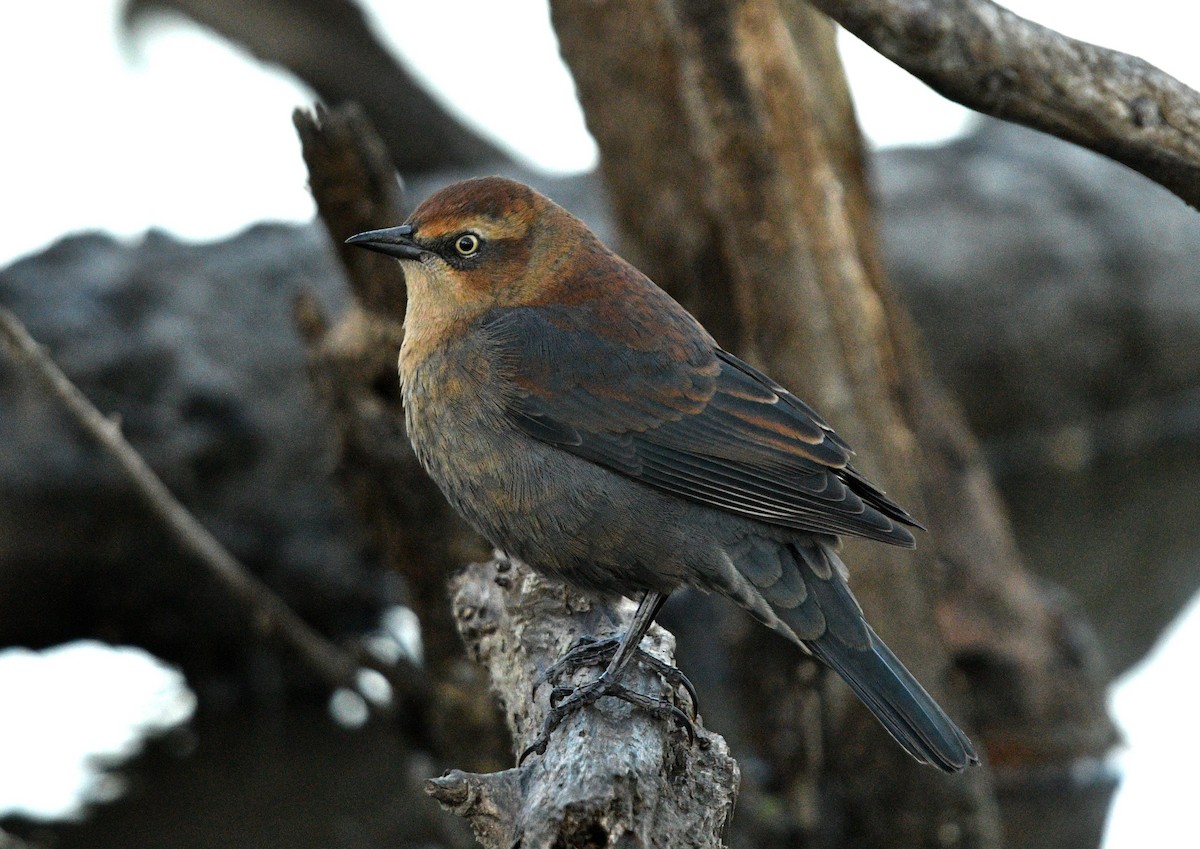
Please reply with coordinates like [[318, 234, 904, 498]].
[[400, 334, 548, 538], [399, 331, 714, 598], [401, 336, 499, 475]]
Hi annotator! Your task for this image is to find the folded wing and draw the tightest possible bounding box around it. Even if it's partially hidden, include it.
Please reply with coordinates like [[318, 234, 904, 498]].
[[482, 302, 919, 546]]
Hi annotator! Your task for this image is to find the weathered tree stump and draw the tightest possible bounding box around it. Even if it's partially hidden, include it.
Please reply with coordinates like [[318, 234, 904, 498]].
[[427, 557, 740, 849]]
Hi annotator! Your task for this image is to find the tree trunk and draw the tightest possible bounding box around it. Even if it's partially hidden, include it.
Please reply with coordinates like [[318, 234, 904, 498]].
[[551, 0, 1116, 846]]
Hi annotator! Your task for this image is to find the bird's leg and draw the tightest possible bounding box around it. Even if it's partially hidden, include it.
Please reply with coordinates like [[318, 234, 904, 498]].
[[540, 635, 700, 719], [520, 591, 696, 763], [538, 634, 622, 682], [538, 590, 699, 717]]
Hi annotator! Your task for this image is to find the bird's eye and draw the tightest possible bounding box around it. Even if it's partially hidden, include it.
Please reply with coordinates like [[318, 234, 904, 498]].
[[454, 233, 481, 257]]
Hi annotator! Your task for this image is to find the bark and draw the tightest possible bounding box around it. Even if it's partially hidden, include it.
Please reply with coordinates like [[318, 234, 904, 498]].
[[427, 558, 740, 849], [807, 0, 1200, 211], [552, 0, 1116, 846], [662, 3, 1000, 845], [292, 104, 507, 770]]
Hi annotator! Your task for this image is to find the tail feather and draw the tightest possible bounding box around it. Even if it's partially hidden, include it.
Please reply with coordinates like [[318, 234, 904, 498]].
[[806, 624, 979, 773], [729, 538, 978, 771]]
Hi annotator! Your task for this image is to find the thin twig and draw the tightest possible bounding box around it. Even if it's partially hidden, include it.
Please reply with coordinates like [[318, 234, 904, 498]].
[[807, 0, 1200, 210], [0, 305, 398, 709]]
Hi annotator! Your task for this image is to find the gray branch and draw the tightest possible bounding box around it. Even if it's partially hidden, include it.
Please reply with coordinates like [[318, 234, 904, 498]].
[[807, 0, 1200, 209], [0, 305, 409, 709], [426, 557, 739, 848]]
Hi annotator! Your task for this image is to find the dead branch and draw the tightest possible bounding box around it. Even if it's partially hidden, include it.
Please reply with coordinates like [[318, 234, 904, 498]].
[[661, 2, 1002, 845], [0, 305, 397, 707], [808, 0, 1200, 210], [293, 104, 506, 770], [293, 102, 412, 318], [426, 557, 739, 849]]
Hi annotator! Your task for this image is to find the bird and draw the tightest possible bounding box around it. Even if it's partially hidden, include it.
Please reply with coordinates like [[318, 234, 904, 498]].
[[346, 175, 979, 772]]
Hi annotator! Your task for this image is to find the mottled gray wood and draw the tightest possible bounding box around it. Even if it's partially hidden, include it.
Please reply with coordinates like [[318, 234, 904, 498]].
[[810, 0, 1200, 210], [427, 557, 740, 849]]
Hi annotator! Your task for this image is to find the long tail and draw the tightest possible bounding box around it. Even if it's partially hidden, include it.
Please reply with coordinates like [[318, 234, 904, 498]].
[[739, 539, 979, 772], [805, 623, 978, 772]]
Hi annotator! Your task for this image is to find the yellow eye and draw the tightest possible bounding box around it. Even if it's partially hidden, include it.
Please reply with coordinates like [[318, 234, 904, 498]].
[[454, 233, 480, 257]]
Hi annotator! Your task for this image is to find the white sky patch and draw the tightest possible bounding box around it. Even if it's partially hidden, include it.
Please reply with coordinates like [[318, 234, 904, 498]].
[[362, 0, 598, 174], [0, 642, 195, 821], [4, 1, 1199, 266], [0, 0, 316, 265], [1102, 593, 1200, 847]]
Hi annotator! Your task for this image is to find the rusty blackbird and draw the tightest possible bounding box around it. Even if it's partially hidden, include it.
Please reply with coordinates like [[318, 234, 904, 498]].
[[347, 176, 978, 772]]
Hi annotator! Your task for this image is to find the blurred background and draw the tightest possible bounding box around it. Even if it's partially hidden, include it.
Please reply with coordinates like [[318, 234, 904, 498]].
[[2, 1, 1199, 847]]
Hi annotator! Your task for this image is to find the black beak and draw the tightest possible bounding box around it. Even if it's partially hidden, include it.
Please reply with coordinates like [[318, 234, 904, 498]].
[[345, 224, 426, 260]]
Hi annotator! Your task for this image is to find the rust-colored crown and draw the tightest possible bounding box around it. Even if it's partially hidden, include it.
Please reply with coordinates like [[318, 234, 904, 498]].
[[407, 176, 544, 240]]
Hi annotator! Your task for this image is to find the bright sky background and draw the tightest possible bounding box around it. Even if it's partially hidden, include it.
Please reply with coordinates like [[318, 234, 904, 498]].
[[0, 642, 195, 820], [1, 1, 1199, 844]]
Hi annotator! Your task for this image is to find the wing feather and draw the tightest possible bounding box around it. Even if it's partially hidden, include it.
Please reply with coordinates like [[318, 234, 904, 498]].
[[481, 304, 919, 545]]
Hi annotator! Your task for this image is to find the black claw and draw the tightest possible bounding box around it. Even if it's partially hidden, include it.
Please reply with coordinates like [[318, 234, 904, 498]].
[[607, 683, 697, 746], [677, 671, 700, 720], [518, 738, 547, 766], [548, 685, 576, 708], [634, 654, 700, 720], [675, 706, 697, 745], [519, 678, 606, 764], [518, 628, 704, 765], [518, 674, 700, 765], [536, 636, 701, 719]]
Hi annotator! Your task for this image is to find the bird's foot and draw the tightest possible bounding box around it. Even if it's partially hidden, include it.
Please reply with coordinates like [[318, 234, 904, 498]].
[[518, 672, 696, 764], [535, 635, 700, 719]]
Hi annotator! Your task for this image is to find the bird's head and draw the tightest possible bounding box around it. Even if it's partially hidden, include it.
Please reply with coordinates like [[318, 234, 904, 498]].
[[347, 176, 603, 322]]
